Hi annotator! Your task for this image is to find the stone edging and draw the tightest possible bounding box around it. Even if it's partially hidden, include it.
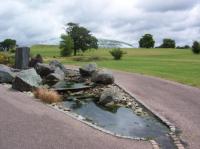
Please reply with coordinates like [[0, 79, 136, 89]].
[[116, 83, 185, 149]]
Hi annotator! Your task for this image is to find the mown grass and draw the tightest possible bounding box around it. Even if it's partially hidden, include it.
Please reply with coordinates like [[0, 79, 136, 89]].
[[31, 44, 61, 57], [31, 45, 200, 87]]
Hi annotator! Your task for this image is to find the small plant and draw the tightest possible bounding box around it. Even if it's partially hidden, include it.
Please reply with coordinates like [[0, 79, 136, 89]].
[[192, 41, 200, 54], [10, 48, 16, 53], [109, 48, 126, 60], [34, 88, 61, 104], [0, 52, 10, 64]]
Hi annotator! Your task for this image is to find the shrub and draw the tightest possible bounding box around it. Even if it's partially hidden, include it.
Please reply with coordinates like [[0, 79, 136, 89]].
[[60, 35, 74, 56], [34, 88, 61, 104], [0, 52, 10, 64], [109, 48, 125, 60], [192, 41, 200, 54], [8, 54, 15, 66], [29, 54, 43, 67], [10, 48, 16, 53]]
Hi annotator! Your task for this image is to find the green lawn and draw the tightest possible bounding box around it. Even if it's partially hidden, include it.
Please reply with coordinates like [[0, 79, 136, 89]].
[[31, 45, 200, 88]]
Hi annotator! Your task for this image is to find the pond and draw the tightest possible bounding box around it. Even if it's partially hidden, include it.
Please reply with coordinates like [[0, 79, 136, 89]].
[[62, 98, 176, 149]]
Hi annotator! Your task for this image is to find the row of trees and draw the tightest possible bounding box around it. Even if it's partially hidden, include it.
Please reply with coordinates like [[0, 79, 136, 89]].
[[139, 34, 200, 54], [0, 39, 17, 52], [139, 34, 176, 49], [60, 23, 98, 56]]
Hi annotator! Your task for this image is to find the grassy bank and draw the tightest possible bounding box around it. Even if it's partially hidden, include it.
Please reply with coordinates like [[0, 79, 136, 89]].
[[31, 45, 200, 87]]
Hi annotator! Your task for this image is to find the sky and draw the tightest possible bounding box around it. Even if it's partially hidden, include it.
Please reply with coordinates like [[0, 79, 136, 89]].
[[0, 0, 200, 46]]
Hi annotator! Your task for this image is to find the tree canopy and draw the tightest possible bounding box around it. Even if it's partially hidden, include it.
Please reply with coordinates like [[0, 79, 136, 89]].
[[139, 34, 155, 48], [59, 35, 74, 56], [61, 23, 98, 56], [0, 39, 16, 51], [160, 39, 176, 48], [192, 41, 200, 54]]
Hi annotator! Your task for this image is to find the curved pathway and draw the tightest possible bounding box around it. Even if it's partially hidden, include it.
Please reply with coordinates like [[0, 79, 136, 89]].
[[114, 70, 200, 149], [0, 85, 151, 149]]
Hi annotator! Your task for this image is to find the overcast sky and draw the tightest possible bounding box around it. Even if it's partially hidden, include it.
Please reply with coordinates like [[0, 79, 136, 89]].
[[0, 0, 200, 46]]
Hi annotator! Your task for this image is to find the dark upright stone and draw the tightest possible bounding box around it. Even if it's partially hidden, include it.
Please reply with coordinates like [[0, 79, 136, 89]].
[[15, 47, 30, 69]]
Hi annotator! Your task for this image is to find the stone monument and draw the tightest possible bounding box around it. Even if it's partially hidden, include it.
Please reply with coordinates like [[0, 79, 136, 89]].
[[15, 47, 30, 69]]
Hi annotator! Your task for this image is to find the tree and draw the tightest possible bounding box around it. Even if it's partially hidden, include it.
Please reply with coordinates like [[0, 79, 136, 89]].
[[59, 35, 74, 56], [176, 45, 190, 49], [184, 45, 190, 49], [0, 39, 16, 52], [139, 34, 155, 48], [63, 22, 98, 56], [160, 39, 176, 48], [192, 41, 200, 54]]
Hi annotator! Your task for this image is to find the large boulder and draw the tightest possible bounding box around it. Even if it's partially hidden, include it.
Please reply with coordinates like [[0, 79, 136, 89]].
[[99, 87, 122, 105], [12, 68, 42, 91], [35, 63, 54, 78], [0, 64, 16, 83], [49, 60, 68, 74], [79, 63, 97, 77], [91, 69, 114, 85], [45, 67, 65, 83]]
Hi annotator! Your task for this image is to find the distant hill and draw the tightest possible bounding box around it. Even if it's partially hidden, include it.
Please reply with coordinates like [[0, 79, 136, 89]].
[[98, 39, 133, 48]]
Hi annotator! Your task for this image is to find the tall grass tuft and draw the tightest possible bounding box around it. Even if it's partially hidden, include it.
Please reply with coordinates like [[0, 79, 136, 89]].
[[34, 88, 61, 104]]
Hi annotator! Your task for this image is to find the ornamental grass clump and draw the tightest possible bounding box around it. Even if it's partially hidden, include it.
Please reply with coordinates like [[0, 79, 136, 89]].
[[34, 88, 61, 104]]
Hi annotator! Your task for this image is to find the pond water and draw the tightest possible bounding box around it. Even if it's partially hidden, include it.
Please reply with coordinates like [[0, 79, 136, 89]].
[[62, 99, 176, 149]]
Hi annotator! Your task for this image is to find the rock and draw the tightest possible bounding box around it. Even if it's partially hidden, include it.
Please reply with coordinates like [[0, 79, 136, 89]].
[[65, 69, 79, 77], [91, 69, 114, 84], [135, 108, 143, 116], [12, 68, 42, 91], [99, 87, 122, 105], [0, 64, 16, 83], [49, 60, 68, 74], [46, 67, 65, 82], [35, 63, 54, 78], [79, 63, 97, 77]]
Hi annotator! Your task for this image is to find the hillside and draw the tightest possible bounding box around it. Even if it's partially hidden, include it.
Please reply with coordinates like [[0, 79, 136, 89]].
[[30, 45, 200, 87]]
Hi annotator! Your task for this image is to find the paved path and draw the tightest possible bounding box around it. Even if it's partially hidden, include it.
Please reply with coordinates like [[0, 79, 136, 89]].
[[114, 71, 200, 149], [0, 85, 152, 149]]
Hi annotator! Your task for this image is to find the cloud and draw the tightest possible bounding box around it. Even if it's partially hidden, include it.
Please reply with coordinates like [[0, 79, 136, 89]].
[[135, 0, 198, 12], [0, 0, 200, 46]]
